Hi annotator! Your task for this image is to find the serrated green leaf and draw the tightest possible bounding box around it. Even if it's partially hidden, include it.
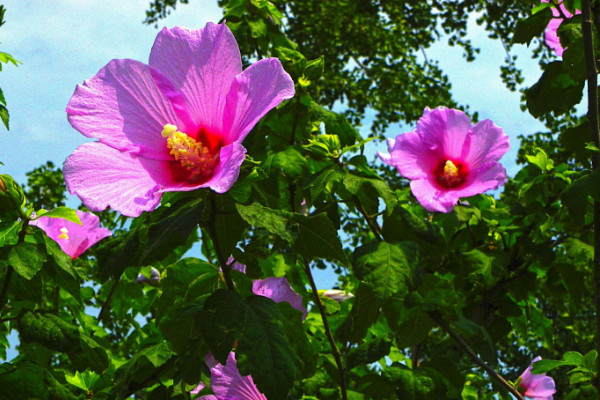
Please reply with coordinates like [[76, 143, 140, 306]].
[[236, 202, 295, 243], [237, 296, 302, 400], [526, 61, 584, 117], [9, 242, 45, 279], [33, 207, 81, 225], [293, 213, 347, 264], [353, 241, 418, 302], [512, 8, 552, 45]]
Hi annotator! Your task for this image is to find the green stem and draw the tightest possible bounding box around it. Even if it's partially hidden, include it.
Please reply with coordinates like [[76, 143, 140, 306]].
[[208, 194, 235, 291], [581, 0, 600, 388], [97, 277, 120, 322], [428, 312, 525, 400], [304, 260, 347, 400]]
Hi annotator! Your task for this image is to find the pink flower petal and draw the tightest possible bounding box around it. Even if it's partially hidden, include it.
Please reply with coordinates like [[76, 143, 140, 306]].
[[211, 352, 267, 400], [222, 58, 295, 145], [461, 119, 510, 169], [453, 162, 507, 199], [519, 356, 556, 400], [416, 107, 472, 161], [378, 131, 437, 180], [149, 23, 242, 136], [63, 142, 166, 217], [252, 277, 307, 319], [410, 178, 460, 213], [201, 142, 247, 194], [66, 59, 191, 161], [30, 210, 111, 259]]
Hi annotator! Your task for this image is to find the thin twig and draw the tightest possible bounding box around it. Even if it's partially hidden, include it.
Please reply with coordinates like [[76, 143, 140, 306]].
[[581, 0, 600, 388], [354, 198, 383, 242], [304, 260, 347, 400], [97, 277, 120, 322], [428, 312, 525, 400]]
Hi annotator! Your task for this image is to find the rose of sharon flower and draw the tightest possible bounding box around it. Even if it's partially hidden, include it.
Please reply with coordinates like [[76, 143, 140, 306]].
[[518, 356, 556, 400], [378, 107, 509, 213], [192, 352, 266, 400], [30, 210, 112, 259], [64, 22, 295, 217], [541, 0, 580, 57]]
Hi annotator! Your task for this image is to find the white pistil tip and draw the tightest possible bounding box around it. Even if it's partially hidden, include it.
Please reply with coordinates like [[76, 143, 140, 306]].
[[161, 124, 178, 138]]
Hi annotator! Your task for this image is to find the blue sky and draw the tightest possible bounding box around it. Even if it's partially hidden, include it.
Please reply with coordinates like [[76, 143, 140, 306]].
[[0, 2, 557, 289]]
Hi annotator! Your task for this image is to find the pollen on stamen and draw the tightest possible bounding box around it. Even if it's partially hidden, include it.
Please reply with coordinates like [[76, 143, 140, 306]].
[[58, 227, 69, 240], [436, 159, 467, 189], [161, 124, 218, 179]]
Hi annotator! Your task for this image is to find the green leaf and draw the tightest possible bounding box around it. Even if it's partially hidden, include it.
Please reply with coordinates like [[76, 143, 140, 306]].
[[248, 18, 267, 38], [525, 147, 554, 171], [33, 207, 81, 225], [526, 61, 584, 117], [337, 284, 380, 343], [512, 8, 552, 45], [346, 338, 392, 370], [65, 370, 100, 391], [293, 213, 347, 264], [277, 302, 316, 377], [382, 205, 445, 255], [0, 219, 21, 247], [0, 362, 47, 400], [0, 105, 8, 130], [237, 296, 302, 400], [236, 202, 295, 243], [202, 193, 248, 260], [561, 169, 600, 224], [9, 242, 46, 279], [353, 241, 418, 302], [97, 194, 204, 280], [0, 51, 21, 67]]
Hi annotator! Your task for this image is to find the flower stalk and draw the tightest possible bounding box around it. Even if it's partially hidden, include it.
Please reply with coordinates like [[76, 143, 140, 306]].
[[303, 260, 347, 400], [428, 312, 525, 400], [581, 0, 600, 388]]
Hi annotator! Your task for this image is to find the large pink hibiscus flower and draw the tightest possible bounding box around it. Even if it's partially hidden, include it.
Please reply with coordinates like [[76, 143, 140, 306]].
[[30, 210, 112, 259], [64, 22, 295, 217], [378, 107, 509, 213], [518, 356, 556, 400]]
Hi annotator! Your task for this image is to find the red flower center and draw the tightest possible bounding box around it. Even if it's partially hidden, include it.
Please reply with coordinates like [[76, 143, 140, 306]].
[[162, 124, 220, 183], [434, 159, 468, 189]]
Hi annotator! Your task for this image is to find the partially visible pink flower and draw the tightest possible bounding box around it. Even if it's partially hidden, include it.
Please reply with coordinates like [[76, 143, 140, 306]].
[[378, 107, 509, 213], [30, 210, 112, 259], [64, 22, 295, 217], [541, 0, 580, 56], [518, 356, 556, 400], [253, 277, 307, 319], [194, 352, 266, 400], [136, 267, 160, 284], [225, 258, 307, 319]]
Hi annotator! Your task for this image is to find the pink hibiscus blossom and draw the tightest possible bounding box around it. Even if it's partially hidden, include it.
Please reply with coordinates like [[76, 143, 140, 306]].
[[192, 352, 266, 400], [30, 210, 112, 259], [541, 0, 580, 57], [518, 356, 556, 400], [64, 22, 295, 217], [228, 258, 307, 319], [378, 107, 509, 213]]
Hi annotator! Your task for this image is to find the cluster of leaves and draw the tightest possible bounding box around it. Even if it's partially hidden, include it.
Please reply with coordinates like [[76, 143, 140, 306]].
[[0, 0, 600, 399]]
